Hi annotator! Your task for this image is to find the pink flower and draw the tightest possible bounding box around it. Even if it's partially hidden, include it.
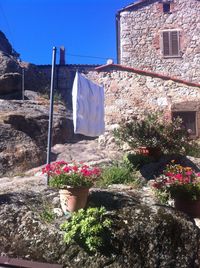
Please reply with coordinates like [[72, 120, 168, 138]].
[[42, 161, 101, 182], [63, 166, 71, 173], [72, 166, 78, 172]]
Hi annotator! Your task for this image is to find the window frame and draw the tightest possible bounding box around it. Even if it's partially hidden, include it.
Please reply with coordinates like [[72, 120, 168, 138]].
[[161, 29, 181, 58], [163, 3, 171, 13], [172, 111, 197, 136]]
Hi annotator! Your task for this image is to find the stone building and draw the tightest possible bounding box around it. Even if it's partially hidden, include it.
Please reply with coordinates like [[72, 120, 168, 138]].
[[116, 0, 200, 83], [23, 1, 200, 139], [86, 64, 200, 143]]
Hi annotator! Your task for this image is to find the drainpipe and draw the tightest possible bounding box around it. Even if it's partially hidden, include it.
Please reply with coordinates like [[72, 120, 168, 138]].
[[116, 12, 121, 64]]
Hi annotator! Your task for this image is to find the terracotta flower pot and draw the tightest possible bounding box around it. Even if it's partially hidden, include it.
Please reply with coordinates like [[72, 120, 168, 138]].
[[138, 146, 162, 159], [174, 198, 200, 218], [59, 187, 90, 213], [147, 147, 162, 159], [137, 147, 149, 156]]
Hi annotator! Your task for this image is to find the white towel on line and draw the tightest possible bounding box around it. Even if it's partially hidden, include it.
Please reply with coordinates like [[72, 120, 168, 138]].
[[72, 72, 105, 137]]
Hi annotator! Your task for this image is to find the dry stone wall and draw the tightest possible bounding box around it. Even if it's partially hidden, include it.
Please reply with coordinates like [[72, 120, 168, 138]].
[[118, 0, 200, 82]]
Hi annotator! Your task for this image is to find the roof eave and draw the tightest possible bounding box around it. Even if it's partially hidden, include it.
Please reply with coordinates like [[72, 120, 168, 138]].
[[95, 64, 200, 88], [117, 0, 149, 13]]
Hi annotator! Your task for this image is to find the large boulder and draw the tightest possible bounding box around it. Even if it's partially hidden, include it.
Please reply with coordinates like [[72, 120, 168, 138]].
[[0, 188, 199, 267], [0, 31, 14, 55], [0, 52, 20, 75], [0, 72, 21, 95], [0, 99, 77, 176], [0, 31, 21, 97]]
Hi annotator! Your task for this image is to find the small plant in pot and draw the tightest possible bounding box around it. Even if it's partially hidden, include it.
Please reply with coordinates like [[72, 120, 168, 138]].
[[42, 161, 101, 213], [151, 161, 200, 217]]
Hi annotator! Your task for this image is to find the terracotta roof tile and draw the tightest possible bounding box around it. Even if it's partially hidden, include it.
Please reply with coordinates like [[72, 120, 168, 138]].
[[117, 0, 158, 13]]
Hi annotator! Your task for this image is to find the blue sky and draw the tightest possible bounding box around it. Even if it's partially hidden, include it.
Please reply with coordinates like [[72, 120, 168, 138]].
[[0, 0, 133, 65]]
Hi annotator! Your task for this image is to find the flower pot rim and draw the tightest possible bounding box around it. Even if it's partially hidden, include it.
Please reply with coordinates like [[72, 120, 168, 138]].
[[59, 185, 91, 190], [174, 197, 200, 202]]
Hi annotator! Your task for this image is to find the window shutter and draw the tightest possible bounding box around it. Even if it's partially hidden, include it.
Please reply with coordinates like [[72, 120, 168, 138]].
[[171, 31, 179, 56], [163, 32, 170, 56], [162, 30, 180, 57]]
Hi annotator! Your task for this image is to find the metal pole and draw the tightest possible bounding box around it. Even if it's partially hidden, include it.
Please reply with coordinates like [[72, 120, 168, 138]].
[[22, 68, 25, 100], [47, 47, 57, 185]]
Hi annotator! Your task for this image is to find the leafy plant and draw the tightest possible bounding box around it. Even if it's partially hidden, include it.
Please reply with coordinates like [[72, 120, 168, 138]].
[[60, 207, 112, 252], [185, 140, 200, 157], [40, 203, 56, 223], [123, 153, 154, 170], [42, 161, 101, 188], [114, 112, 190, 155], [98, 162, 139, 187], [40, 90, 65, 104]]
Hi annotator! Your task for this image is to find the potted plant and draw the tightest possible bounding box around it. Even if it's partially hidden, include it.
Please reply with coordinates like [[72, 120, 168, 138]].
[[113, 112, 189, 158], [42, 161, 101, 213], [151, 161, 200, 217]]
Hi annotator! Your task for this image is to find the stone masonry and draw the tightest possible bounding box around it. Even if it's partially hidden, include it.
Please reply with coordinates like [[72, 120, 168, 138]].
[[117, 0, 200, 82], [84, 65, 200, 145]]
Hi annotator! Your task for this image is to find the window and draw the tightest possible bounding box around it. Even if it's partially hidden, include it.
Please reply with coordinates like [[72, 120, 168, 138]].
[[173, 111, 197, 135], [163, 3, 170, 13], [162, 30, 181, 57]]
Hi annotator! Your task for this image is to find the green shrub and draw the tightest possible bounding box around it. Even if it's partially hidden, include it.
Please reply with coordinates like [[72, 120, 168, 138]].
[[40, 90, 65, 104], [123, 153, 154, 170], [98, 163, 139, 187], [113, 112, 190, 155], [185, 140, 200, 158], [60, 207, 112, 252]]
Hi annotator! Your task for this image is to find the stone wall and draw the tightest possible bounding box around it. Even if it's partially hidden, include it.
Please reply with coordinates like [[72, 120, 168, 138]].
[[23, 61, 200, 148], [118, 0, 200, 82], [84, 67, 200, 146], [25, 64, 99, 110]]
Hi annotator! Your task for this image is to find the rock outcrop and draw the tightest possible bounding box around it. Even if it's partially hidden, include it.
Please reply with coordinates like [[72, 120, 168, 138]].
[[0, 31, 14, 55], [0, 31, 21, 98], [0, 72, 21, 96], [0, 188, 199, 268], [0, 99, 77, 176]]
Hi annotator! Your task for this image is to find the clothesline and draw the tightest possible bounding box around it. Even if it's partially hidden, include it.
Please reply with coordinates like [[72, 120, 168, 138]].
[[46, 47, 105, 184]]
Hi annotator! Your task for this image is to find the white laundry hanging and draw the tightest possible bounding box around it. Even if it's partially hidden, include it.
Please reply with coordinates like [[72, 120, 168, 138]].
[[72, 72, 105, 137]]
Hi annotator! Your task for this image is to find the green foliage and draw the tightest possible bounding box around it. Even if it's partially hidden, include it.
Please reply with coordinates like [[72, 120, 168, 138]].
[[40, 205, 55, 223], [113, 112, 190, 155], [154, 189, 170, 204], [98, 163, 138, 187], [152, 162, 200, 201], [169, 183, 200, 201], [40, 90, 65, 104], [123, 153, 154, 170], [185, 140, 200, 158], [49, 173, 93, 188], [60, 207, 112, 252]]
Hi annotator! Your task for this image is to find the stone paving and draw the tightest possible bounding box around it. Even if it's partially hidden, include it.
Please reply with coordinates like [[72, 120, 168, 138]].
[[51, 139, 122, 164]]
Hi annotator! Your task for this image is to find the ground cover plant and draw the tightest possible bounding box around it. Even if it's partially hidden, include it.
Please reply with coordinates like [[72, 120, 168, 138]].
[[60, 207, 112, 253], [123, 153, 154, 170], [98, 161, 141, 187]]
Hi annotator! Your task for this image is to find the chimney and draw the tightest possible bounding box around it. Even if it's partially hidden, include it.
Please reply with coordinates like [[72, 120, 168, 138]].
[[60, 46, 65, 65], [106, 59, 114, 64]]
